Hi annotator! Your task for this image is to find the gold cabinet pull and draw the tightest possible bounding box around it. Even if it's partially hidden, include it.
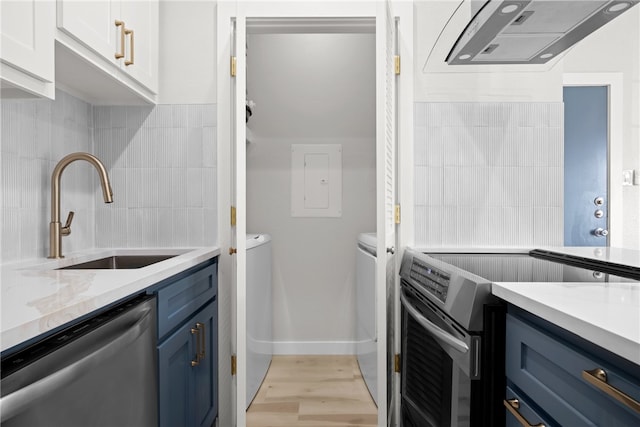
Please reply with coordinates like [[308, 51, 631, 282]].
[[190, 326, 200, 367], [504, 399, 545, 427], [582, 368, 640, 413], [124, 28, 134, 66], [114, 20, 125, 59], [196, 322, 206, 360]]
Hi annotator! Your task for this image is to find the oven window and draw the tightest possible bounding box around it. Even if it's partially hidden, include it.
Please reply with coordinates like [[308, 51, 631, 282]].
[[402, 309, 453, 427]]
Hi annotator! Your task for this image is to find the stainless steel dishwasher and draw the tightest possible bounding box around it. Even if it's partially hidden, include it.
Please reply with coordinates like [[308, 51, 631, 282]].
[[1, 293, 158, 427]]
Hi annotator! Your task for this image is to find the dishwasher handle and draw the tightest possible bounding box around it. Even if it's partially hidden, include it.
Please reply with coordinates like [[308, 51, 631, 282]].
[[400, 289, 469, 354], [0, 303, 153, 422]]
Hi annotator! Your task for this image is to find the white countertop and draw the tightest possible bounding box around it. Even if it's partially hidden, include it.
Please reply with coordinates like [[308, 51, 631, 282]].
[[493, 281, 640, 365], [1, 247, 220, 353]]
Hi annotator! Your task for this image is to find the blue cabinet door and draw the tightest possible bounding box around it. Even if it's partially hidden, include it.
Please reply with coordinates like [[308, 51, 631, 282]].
[[194, 298, 218, 427], [158, 320, 196, 427]]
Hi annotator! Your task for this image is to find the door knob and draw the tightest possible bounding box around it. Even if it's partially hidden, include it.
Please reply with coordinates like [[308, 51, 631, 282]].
[[593, 228, 609, 237], [386, 246, 395, 254]]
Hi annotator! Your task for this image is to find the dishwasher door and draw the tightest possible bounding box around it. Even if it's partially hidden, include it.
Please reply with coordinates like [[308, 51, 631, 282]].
[[1, 294, 157, 427]]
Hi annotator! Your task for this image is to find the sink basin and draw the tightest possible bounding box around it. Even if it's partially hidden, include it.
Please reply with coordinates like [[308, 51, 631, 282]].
[[58, 255, 176, 270]]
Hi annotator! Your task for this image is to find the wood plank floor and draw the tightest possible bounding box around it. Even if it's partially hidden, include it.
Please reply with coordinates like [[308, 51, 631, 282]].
[[247, 355, 378, 427]]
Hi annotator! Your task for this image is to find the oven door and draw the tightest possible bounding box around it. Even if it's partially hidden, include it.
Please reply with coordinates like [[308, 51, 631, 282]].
[[400, 285, 477, 427]]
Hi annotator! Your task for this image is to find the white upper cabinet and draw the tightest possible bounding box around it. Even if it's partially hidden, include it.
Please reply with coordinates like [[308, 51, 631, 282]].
[[56, 0, 158, 101], [56, 1, 121, 69], [0, 0, 55, 98], [119, 0, 158, 92]]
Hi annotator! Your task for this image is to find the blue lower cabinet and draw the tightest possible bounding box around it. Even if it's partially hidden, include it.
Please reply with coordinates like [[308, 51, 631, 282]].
[[154, 258, 218, 427], [506, 307, 640, 427], [194, 300, 218, 427], [159, 298, 217, 427]]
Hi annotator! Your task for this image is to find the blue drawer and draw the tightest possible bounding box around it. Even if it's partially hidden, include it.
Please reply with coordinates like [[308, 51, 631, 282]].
[[156, 261, 217, 339], [506, 313, 640, 426]]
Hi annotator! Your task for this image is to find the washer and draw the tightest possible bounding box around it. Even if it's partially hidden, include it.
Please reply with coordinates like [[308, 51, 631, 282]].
[[356, 232, 377, 405], [246, 233, 272, 408]]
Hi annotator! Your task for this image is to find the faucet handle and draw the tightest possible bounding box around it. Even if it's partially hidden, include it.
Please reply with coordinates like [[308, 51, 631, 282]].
[[61, 211, 75, 236]]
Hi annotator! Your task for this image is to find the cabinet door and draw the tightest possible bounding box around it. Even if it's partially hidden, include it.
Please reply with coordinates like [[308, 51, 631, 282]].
[[119, 0, 158, 92], [0, 0, 54, 97], [57, 0, 121, 65], [158, 320, 196, 427], [194, 299, 218, 427]]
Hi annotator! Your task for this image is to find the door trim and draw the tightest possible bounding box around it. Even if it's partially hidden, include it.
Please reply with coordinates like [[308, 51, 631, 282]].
[[563, 72, 623, 247]]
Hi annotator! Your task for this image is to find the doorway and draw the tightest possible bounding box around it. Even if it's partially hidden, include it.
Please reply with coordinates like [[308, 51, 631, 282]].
[[244, 21, 377, 421], [217, 3, 405, 426]]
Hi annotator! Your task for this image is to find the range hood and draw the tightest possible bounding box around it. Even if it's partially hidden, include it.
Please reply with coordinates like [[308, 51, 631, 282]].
[[447, 0, 639, 65]]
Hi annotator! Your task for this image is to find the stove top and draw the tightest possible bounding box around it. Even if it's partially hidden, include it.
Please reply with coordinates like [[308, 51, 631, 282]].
[[426, 252, 639, 283]]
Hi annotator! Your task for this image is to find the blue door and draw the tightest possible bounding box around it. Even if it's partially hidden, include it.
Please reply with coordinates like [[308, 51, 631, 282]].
[[563, 86, 609, 246]]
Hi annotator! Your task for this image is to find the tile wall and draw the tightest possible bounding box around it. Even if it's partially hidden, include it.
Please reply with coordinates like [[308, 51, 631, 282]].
[[0, 90, 217, 264], [1, 91, 95, 262], [414, 102, 564, 247], [93, 104, 217, 248]]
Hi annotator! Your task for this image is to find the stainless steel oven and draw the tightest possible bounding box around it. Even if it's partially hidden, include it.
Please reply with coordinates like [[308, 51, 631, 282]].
[[399, 250, 505, 427], [399, 248, 639, 427]]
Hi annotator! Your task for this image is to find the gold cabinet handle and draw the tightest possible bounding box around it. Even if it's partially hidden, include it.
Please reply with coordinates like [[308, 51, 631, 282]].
[[190, 326, 200, 367], [124, 28, 134, 66], [114, 20, 125, 59], [196, 322, 206, 360], [504, 399, 545, 427], [582, 368, 640, 414]]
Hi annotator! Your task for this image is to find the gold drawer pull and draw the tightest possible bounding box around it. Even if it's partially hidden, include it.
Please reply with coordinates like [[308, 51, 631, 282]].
[[582, 368, 640, 413], [504, 399, 546, 427], [124, 28, 134, 66], [196, 322, 206, 360], [114, 20, 125, 59], [190, 326, 200, 367]]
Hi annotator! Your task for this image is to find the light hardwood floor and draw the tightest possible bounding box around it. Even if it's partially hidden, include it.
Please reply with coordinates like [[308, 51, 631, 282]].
[[246, 355, 378, 427]]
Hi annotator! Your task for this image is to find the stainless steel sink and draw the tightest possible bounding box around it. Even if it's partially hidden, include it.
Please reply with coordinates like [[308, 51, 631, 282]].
[[57, 255, 176, 270]]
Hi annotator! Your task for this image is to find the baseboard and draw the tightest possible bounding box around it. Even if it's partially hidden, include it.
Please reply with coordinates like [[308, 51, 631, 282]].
[[272, 341, 359, 355]]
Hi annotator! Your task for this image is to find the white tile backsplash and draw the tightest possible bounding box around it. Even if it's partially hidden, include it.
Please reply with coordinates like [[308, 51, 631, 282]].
[[415, 102, 564, 247], [1, 91, 218, 263], [93, 103, 217, 248]]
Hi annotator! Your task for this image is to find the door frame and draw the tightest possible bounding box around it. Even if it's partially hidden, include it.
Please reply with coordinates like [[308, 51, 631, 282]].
[[217, 2, 413, 427], [562, 73, 623, 246]]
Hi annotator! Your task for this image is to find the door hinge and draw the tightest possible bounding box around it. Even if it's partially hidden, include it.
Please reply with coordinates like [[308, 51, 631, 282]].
[[231, 206, 236, 226], [231, 354, 237, 375], [394, 204, 401, 224], [394, 55, 401, 75], [230, 56, 237, 77], [394, 353, 401, 373]]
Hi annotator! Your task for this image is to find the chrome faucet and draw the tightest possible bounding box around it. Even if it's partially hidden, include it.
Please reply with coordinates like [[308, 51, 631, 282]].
[[49, 152, 113, 259]]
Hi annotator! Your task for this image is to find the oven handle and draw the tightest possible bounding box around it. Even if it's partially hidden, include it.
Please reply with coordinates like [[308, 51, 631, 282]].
[[400, 289, 469, 354]]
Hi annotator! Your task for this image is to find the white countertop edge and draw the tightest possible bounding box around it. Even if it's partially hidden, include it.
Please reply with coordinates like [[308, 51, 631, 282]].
[[492, 283, 640, 365], [1, 247, 220, 353]]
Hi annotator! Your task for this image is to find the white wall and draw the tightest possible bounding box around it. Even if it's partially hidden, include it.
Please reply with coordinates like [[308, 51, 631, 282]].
[[246, 33, 376, 352], [158, 1, 216, 104]]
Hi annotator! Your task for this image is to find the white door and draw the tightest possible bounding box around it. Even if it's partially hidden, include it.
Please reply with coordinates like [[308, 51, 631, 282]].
[[232, 12, 249, 427], [376, 2, 396, 426]]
